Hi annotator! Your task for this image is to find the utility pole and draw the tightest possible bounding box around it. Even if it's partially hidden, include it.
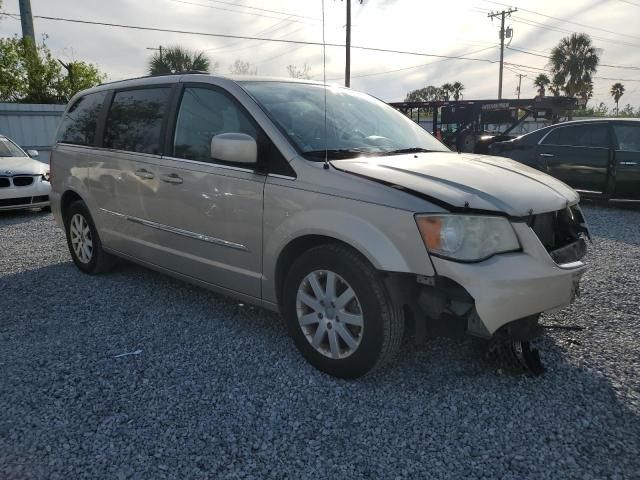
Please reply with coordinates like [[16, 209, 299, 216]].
[[515, 73, 524, 99], [488, 8, 517, 100], [343, 0, 363, 88], [18, 0, 36, 44], [147, 46, 163, 62]]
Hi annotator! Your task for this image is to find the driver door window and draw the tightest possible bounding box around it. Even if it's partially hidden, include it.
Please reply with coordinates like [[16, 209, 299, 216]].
[[173, 87, 257, 163]]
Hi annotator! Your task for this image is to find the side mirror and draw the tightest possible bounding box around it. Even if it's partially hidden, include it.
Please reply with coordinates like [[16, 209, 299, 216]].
[[27, 149, 39, 158], [210, 133, 257, 165]]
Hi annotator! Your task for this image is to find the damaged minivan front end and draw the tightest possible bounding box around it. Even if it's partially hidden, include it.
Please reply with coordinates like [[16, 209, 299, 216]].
[[333, 153, 590, 373]]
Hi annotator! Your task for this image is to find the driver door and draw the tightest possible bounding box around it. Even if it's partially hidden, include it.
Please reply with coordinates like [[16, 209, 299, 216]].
[[133, 84, 267, 298]]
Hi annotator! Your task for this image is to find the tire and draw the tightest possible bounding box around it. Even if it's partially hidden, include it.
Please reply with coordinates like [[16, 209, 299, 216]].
[[64, 200, 116, 274], [282, 243, 404, 379]]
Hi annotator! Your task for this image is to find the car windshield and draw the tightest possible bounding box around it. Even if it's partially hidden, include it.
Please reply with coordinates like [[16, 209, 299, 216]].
[[0, 137, 27, 158], [242, 81, 449, 160]]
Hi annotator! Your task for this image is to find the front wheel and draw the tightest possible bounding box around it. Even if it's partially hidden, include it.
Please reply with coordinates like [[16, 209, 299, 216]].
[[282, 244, 404, 379]]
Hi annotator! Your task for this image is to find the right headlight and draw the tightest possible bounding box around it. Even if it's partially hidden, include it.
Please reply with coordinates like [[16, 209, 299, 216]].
[[415, 214, 520, 262]]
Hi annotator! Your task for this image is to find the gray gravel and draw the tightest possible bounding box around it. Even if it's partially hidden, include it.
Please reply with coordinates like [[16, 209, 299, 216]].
[[1, 204, 639, 479]]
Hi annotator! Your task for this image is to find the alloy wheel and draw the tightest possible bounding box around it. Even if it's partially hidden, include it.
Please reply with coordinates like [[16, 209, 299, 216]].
[[69, 213, 93, 264], [296, 270, 364, 359]]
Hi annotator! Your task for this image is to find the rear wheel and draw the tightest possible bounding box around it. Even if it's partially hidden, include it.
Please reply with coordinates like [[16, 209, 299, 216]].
[[282, 244, 404, 378], [64, 200, 116, 274]]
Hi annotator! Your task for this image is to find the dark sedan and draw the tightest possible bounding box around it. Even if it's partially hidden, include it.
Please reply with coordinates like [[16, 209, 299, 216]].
[[489, 119, 640, 200]]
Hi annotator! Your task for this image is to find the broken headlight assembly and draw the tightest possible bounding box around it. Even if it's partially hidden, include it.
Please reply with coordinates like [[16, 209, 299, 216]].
[[415, 214, 521, 262]]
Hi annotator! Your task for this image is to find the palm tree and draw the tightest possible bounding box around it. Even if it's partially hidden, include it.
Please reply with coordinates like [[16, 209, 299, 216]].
[[451, 81, 465, 101], [148, 46, 212, 75], [533, 74, 550, 97], [549, 33, 600, 98], [440, 83, 453, 101], [549, 79, 564, 97], [610, 82, 625, 116]]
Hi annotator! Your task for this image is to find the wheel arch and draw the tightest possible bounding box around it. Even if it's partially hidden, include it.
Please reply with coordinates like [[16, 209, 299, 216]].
[[60, 189, 84, 222], [274, 235, 369, 307]]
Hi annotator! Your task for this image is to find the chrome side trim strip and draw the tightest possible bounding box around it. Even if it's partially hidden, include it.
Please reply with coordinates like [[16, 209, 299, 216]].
[[268, 173, 296, 180], [161, 155, 256, 173], [99, 208, 248, 251]]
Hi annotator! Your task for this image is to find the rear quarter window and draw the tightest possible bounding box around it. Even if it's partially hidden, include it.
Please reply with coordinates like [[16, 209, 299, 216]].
[[57, 91, 108, 146]]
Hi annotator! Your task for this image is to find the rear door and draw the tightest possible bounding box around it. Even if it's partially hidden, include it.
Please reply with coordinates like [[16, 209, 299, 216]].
[[611, 122, 640, 199], [537, 123, 610, 194], [133, 83, 267, 299], [91, 85, 174, 253]]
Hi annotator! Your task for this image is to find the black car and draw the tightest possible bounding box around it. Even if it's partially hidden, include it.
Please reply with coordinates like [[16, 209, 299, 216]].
[[489, 119, 640, 201]]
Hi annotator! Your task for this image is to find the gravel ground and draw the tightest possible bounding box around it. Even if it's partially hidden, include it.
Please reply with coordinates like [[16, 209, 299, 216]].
[[1, 204, 639, 479]]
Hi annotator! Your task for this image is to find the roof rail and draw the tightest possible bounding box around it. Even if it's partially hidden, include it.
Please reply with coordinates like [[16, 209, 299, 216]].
[[98, 70, 210, 87]]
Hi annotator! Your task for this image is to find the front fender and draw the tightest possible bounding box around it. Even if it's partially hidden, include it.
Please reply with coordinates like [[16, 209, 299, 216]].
[[262, 183, 434, 304]]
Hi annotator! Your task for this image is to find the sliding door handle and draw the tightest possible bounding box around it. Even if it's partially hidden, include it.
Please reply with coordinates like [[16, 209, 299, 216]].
[[619, 161, 638, 166], [134, 169, 154, 179], [160, 173, 183, 184]]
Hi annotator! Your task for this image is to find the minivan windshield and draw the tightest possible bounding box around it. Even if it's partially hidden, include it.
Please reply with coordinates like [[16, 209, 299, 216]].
[[242, 82, 449, 160], [0, 137, 27, 158]]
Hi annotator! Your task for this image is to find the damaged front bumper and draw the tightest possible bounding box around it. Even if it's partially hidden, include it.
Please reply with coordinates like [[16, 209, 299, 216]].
[[407, 216, 587, 342]]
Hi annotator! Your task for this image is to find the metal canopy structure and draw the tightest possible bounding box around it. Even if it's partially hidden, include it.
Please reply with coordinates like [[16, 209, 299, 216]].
[[389, 96, 578, 152]]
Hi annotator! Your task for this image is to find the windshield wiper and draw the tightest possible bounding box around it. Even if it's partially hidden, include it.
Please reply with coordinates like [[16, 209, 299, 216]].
[[303, 148, 375, 160], [382, 147, 434, 155]]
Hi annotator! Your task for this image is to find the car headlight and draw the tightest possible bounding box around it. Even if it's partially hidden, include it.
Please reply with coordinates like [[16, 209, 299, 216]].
[[41, 172, 50, 182], [415, 214, 520, 262]]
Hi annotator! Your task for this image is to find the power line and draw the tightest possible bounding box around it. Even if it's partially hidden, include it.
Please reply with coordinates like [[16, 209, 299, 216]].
[[196, 0, 320, 20], [483, 0, 640, 41], [330, 45, 498, 81], [503, 61, 640, 82], [0, 12, 497, 63], [506, 46, 640, 71], [617, 0, 640, 7], [169, 0, 316, 24], [510, 15, 640, 48]]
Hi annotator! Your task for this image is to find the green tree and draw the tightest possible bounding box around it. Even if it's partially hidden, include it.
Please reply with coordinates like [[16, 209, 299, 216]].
[[148, 46, 213, 75], [229, 60, 257, 76], [619, 103, 636, 117], [440, 83, 453, 101], [451, 81, 464, 101], [0, 35, 105, 103], [573, 101, 609, 118], [610, 82, 625, 116], [549, 33, 600, 98], [287, 63, 311, 79], [404, 85, 441, 102], [533, 73, 550, 96], [549, 78, 564, 97]]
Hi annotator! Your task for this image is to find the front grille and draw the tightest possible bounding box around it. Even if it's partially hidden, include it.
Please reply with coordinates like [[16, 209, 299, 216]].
[[0, 196, 34, 207], [13, 176, 34, 187], [530, 206, 588, 264], [0, 177, 9, 188]]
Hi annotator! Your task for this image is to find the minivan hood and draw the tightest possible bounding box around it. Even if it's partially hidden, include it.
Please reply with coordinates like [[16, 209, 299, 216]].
[[331, 152, 579, 216], [0, 156, 47, 175]]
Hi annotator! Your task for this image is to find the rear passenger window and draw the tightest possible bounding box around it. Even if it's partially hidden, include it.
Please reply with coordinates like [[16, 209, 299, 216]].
[[173, 87, 257, 162], [542, 125, 608, 148], [104, 88, 171, 154], [613, 124, 640, 151], [57, 91, 107, 146]]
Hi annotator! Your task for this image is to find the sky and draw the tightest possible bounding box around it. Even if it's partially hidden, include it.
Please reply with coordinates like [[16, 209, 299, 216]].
[[1, 0, 639, 109]]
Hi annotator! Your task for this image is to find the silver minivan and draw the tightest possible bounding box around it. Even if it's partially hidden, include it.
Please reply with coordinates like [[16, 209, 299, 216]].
[[50, 74, 589, 378]]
